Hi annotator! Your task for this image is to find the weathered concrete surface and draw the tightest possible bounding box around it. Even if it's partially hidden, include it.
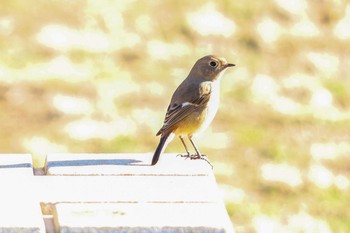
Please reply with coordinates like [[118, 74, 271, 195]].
[[54, 203, 234, 233]]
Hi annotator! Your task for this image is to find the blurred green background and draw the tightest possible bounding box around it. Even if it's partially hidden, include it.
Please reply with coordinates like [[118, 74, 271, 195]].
[[1, 0, 350, 232]]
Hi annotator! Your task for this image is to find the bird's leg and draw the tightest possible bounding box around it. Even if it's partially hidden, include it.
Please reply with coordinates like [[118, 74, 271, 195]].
[[188, 137, 204, 159], [189, 137, 213, 169], [177, 136, 191, 158]]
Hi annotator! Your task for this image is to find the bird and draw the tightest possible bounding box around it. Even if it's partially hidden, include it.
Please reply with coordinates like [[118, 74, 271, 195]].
[[151, 55, 235, 166]]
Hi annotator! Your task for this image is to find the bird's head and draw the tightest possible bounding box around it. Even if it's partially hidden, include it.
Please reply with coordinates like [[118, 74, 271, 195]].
[[191, 55, 235, 81]]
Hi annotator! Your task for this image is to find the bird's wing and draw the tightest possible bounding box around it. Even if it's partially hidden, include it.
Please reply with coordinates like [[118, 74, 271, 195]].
[[156, 81, 212, 136]]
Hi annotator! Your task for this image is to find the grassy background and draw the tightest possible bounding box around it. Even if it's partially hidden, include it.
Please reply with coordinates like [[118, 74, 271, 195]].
[[1, 0, 350, 232]]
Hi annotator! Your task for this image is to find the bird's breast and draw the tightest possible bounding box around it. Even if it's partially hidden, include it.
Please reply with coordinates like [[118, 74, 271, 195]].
[[195, 80, 220, 134]]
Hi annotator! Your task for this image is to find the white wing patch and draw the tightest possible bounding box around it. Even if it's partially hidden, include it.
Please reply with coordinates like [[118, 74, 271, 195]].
[[181, 102, 191, 107]]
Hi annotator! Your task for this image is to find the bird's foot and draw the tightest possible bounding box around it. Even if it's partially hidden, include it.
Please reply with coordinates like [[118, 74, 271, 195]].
[[189, 154, 202, 160], [177, 152, 191, 159], [177, 153, 201, 159], [178, 153, 213, 169]]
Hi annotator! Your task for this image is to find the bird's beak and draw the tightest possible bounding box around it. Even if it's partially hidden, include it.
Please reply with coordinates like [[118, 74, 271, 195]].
[[224, 63, 235, 68], [218, 57, 235, 69]]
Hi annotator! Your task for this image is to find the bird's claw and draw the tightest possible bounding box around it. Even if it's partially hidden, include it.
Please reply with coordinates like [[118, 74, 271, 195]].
[[198, 155, 213, 169], [177, 153, 191, 159], [178, 153, 199, 160], [178, 153, 213, 169]]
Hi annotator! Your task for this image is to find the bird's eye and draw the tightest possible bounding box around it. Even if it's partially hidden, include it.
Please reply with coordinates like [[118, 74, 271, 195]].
[[209, 61, 217, 67]]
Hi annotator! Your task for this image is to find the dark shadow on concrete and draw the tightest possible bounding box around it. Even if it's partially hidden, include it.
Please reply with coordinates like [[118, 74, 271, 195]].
[[0, 163, 32, 169], [47, 159, 148, 167]]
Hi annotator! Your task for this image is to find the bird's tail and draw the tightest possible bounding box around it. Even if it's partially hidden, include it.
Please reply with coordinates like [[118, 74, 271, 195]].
[[151, 132, 171, 165]]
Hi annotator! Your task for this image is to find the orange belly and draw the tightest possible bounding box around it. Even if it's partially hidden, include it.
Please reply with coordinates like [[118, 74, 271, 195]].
[[173, 107, 207, 137]]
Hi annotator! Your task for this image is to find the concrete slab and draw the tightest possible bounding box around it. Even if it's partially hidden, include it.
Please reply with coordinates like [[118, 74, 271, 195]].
[[0, 199, 44, 233], [33, 175, 221, 203], [0, 153, 232, 232], [54, 203, 234, 233], [0, 184, 45, 233], [45, 153, 213, 176], [0, 154, 33, 176]]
